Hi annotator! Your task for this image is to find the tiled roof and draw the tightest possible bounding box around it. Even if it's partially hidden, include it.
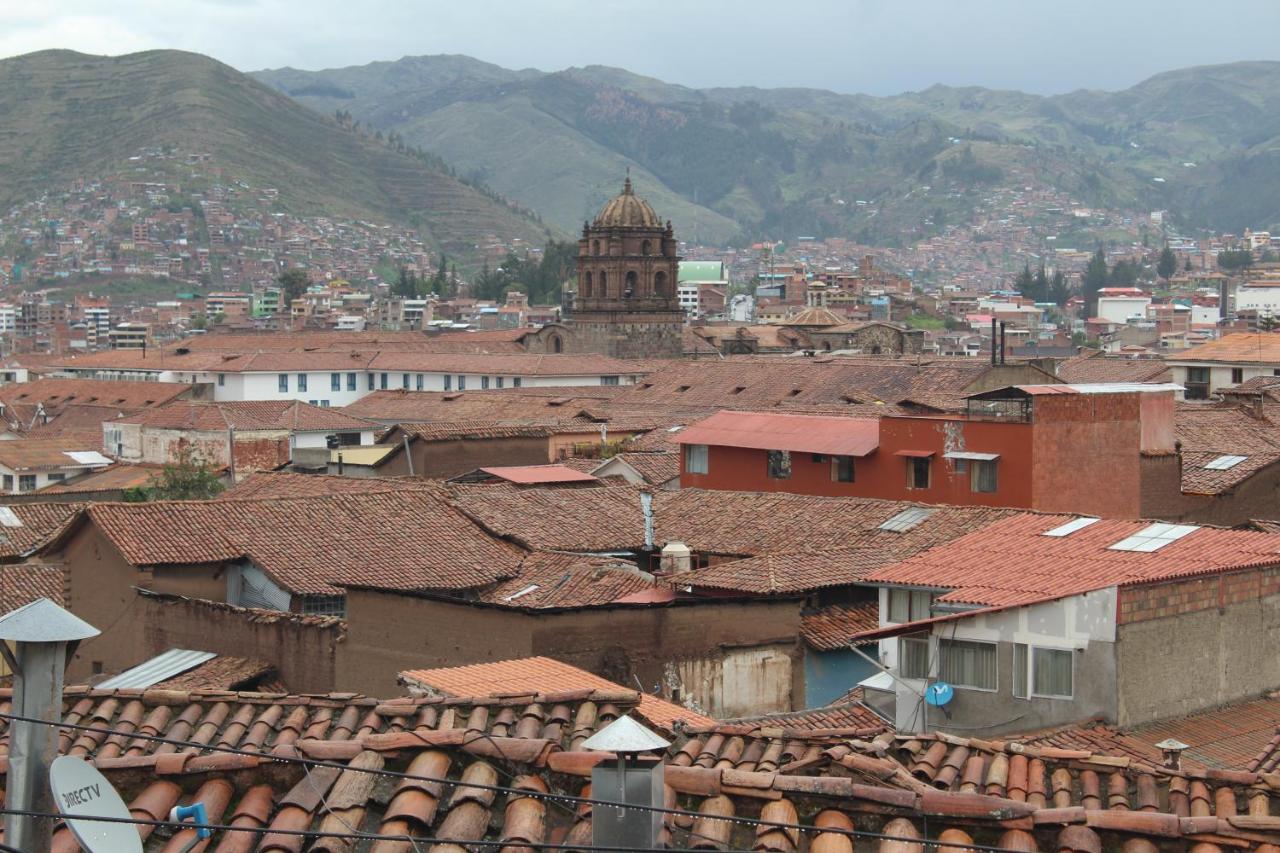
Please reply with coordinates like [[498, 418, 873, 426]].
[[150, 655, 279, 692], [0, 377, 192, 411], [77, 491, 525, 595], [342, 387, 627, 423], [393, 421, 555, 441], [801, 602, 881, 650], [869, 512, 1280, 607], [164, 329, 527, 354], [0, 438, 110, 472], [722, 697, 888, 735], [0, 502, 81, 560], [674, 410, 881, 456], [218, 471, 433, 500], [1175, 404, 1280, 452], [116, 399, 374, 432], [399, 655, 714, 730], [597, 451, 680, 485], [2, 687, 1279, 850], [0, 562, 64, 610], [1181, 449, 1280, 495], [1054, 354, 1172, 384], [449, 482, 649, 551], [38, 463, 163, 495], [365, 352, 654, 376], [681, 551, 891, 594], [1173, 332, 1280, 363], [477, 552, 658, 609]]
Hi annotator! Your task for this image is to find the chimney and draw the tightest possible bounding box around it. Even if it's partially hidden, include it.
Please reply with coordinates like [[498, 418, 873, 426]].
[[0, 599, 100, 853], [584, 715, 670, 852], [1155, 738, 1189, 771], [999, 321, 1007, 365], [990, 318, 998, 365], [660, 541, 693, 575]]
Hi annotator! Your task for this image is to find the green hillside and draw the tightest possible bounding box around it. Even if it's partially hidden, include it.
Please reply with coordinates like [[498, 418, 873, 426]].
[[0, 50, 553, 253], [255, 57, 1280, 242]]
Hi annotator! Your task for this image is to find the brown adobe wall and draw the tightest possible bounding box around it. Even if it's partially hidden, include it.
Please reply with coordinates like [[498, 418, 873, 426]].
[[1115, 566, 1280, 725], [1141, 453, 1280, 527], [415, 436, 551, 478], [59, 523, 148, 681]]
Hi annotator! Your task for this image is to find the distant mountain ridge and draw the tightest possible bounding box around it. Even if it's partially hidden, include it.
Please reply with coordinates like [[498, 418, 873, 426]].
[[0, 50, 552, 253], [254, 57, 1280, 243]]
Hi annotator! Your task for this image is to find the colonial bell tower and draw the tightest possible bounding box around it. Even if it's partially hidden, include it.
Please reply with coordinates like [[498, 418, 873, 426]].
[[568, 177, 685, 359]]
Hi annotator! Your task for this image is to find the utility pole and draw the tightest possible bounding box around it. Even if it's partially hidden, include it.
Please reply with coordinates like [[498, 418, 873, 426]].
[[0, 599, 100, 853]]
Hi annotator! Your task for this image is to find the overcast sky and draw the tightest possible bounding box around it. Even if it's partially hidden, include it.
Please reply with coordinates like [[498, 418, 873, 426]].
[[3, 1, 1278, 96]]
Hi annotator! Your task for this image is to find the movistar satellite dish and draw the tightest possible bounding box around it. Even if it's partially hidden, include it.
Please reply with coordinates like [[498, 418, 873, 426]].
[[50, 755, 142, 853], [925, 681, 955, 707]]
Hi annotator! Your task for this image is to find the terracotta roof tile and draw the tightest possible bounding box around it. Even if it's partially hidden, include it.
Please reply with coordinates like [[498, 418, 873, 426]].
[[0, 562, 63, 610], [399, 656, 714, 731], [1054, 354, 1171, 384], [477, 552, 657, 609], [674, 410, 881, 456], [218, 471, 432, 500], [116, 399, 374, 432], [682, 551, 892, 594], [869, 512, 1280, 607], [1180, 449, 1280, 495], [0, 438, 111, 472], [1175, 332, 1280, 363], [1175, 405, 1280, 452], [342, 386, 627, 422], [151, 655, 278, 692], [800, 602, 881, 650], [0, 502, 81, 559], [597, 451, 680, 485]]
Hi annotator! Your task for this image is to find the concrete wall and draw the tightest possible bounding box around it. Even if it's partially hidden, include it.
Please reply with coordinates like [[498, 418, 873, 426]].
[[1116, 567, 1280, 725], [339, 589, 803, 715]]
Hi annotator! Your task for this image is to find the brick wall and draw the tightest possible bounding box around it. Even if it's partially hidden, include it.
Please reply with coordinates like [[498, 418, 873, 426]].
[[1118, 565, 1280, 624]]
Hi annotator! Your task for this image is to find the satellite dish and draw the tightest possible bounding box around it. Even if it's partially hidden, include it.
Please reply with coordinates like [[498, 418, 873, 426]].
[[925, 681, 955, 707], [50, 755, 142, 853]]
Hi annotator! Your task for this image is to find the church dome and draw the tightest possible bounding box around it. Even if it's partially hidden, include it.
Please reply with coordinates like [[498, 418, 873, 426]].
[[594, 177, 661, 229]]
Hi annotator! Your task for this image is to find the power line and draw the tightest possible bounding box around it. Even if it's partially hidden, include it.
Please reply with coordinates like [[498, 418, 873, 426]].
[[0, 710, 1035, 853]]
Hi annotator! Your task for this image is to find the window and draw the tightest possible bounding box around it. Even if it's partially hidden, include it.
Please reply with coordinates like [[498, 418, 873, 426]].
[[906, 456, 931, 489], [297, 373, 308, 393], [684, 444, 709, 475], [47, 472, 65, 482], [971, 459, 998, 493], [367, 373, 375, 391], [347, 373, 357, 391], [458, 375, 467, 390], [416, 373, 424, 391], [2, 475, 10, 492], [278, 374, 289, 392], [217, 373, 225, 387], [832, 455, 855, 482], [481, 376, 490, 389], [1232, 367, 1245, 384], [1015, 644, 1074, 699], [767, 449, 791, 479], [301, 595, 346, 617], [900, 637, 930, 679], [402, 372, 410, 390], [331, 373, 341, 391], [444, 375, 452, 391], [320, 401, 330, 408], [887, 589, 933, 623], [602, 375, 620, 386], [496, 377, 504, 389], [1185, 366, 1210, 400], [18, 474, 36, 493], [512, 377, 522, 388], [939, 639, 997, 690], [379, 372, 388, 390]]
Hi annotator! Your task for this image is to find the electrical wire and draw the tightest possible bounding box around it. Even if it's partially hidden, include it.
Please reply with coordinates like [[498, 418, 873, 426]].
[[0, 710, 1035, 853]]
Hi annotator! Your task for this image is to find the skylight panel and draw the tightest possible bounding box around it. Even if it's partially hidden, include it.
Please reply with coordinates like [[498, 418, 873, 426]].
[[0, 507, 22, 528], [878, 507, 937, 532], [1108, 523, 1198, 553], [1042, 517, 1100, 537], [1204, 455, 1247, 470]]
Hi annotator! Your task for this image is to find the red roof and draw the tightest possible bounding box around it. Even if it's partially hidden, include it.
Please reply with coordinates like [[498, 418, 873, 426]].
[[674, 410, 880, 457], [479, 464, 599, 484], [869, 513, 1280, 607]]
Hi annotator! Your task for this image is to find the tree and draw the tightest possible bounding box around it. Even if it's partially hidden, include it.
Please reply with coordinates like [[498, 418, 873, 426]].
[[1157, 247, 1177, 281], [1218, 250, 1255, 272], [1185, 258, 1193, 272], [134, 447, 225, 501], [278, 267, 309, 305], [1048, 270, 1071, 306], [1082, 247, 1108, 317], [1014, 264, 1035, 300], [393, 266, 419, 298]]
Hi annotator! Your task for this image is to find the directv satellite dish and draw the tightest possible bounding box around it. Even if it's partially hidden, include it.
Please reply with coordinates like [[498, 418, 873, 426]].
[[50, 755, 142, 853], [925, 681, 955, 707]]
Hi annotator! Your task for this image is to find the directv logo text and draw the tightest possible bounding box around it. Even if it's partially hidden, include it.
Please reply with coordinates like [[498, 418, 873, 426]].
[[60, 783, 101, 808]]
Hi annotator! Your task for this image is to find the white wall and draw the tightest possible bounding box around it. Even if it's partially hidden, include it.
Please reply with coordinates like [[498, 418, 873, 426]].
[[1097, 297, 1151, 324], [0, 464, 104, 493], [1234, 286, 1280, 315]]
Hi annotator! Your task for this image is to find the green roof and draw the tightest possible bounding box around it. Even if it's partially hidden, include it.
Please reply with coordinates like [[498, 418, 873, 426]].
[[678, 261, 726, 283]]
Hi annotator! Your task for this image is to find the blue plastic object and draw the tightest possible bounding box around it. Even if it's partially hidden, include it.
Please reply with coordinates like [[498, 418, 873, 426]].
[[925, 681, 955, 707], [170, 802, 211, 840]]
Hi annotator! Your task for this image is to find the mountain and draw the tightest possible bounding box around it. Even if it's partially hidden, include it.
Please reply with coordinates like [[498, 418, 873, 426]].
[[254, 57, 1280, 243], [0, 50, 553, 252]]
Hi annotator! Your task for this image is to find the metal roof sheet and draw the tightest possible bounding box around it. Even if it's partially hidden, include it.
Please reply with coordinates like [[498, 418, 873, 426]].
[[674, 410, 880, 457], [97, 649, 217, 689]]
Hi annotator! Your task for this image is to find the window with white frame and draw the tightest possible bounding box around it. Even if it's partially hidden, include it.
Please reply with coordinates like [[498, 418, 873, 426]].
[[1014, 643, 1074, 699], [887, 588, 933, 623], [939, 638, 997, 690], [899, 636, 930, 679], [684, 443, 708, 474]]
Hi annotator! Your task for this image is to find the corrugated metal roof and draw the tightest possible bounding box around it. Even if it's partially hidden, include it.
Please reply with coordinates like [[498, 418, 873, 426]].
[[97, 649, 216, 689], [674, 410, 880, 457]]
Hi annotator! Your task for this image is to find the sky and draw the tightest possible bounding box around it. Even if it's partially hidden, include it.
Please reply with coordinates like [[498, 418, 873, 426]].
[[3, 0, 1278, 96]]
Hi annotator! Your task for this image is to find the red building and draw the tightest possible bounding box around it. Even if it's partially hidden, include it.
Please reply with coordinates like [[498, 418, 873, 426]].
[[676, 383, 1179, 519]]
